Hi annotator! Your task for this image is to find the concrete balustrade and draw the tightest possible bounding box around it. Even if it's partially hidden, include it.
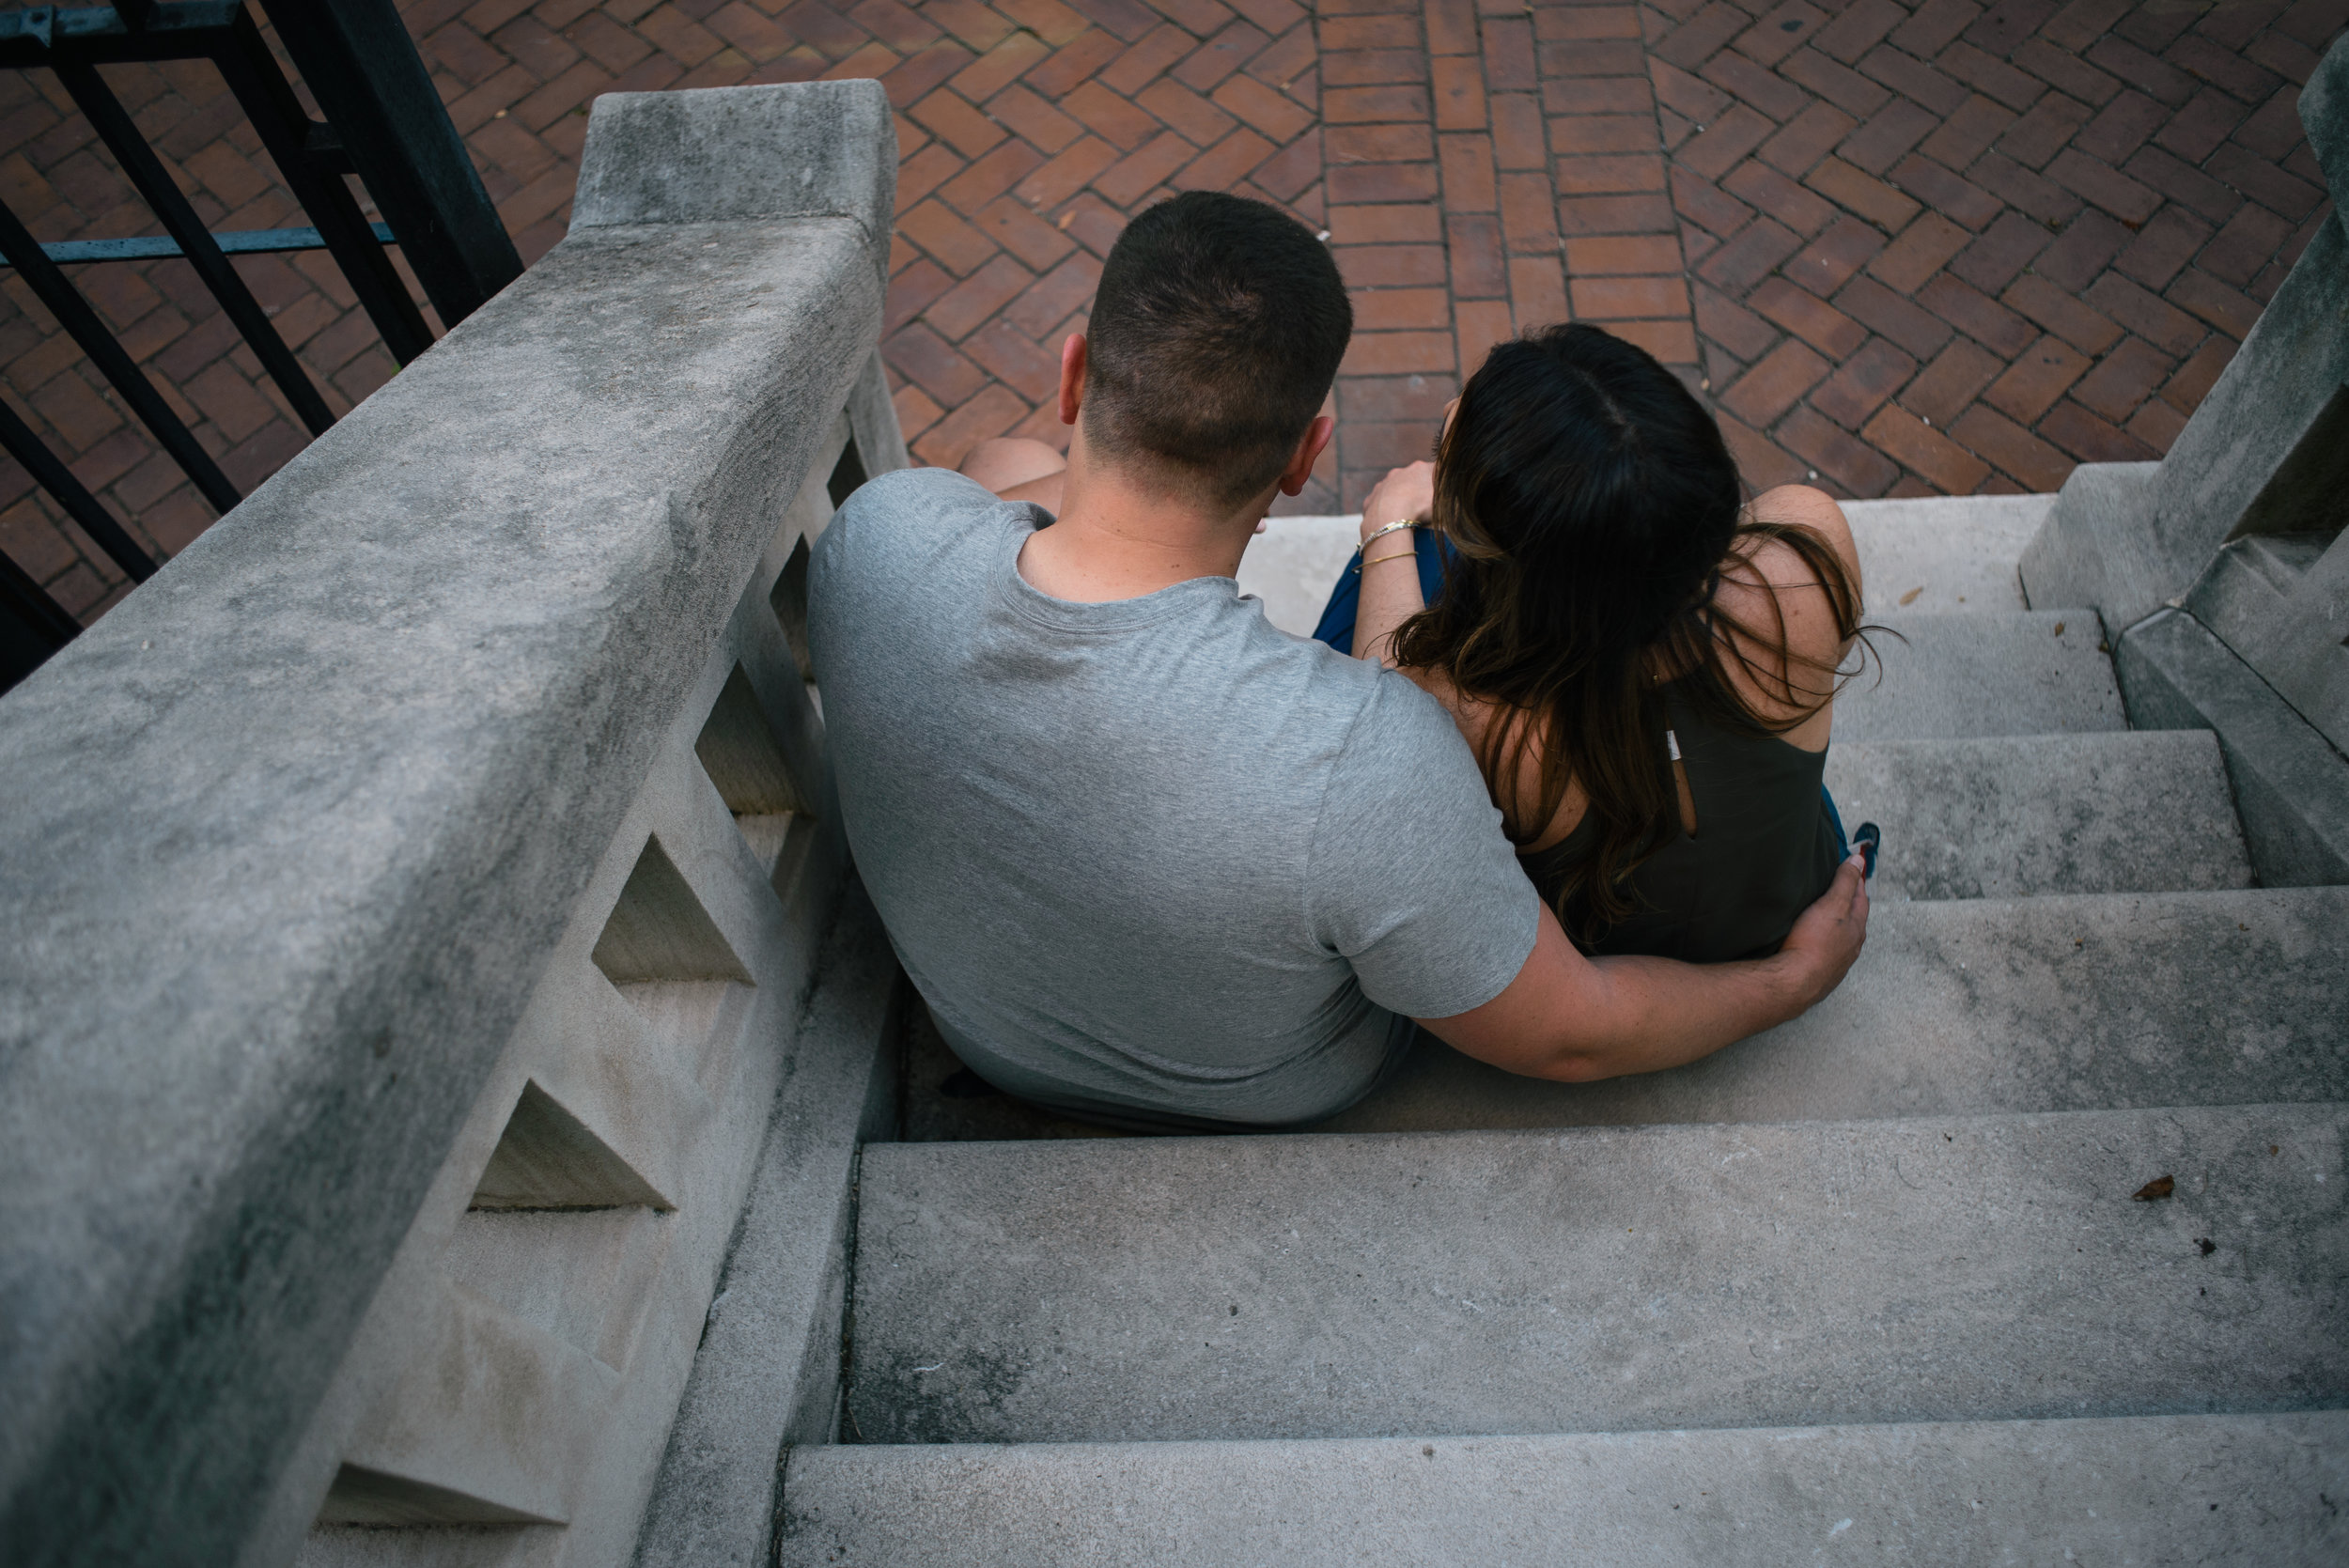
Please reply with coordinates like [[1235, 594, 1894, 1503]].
[[0, 81, 904, 1568], [2023, 32, 2349, 885]]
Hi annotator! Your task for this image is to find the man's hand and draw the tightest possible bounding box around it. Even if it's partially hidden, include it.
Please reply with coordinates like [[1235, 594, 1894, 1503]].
[[1776, 849, 1870, 1008]]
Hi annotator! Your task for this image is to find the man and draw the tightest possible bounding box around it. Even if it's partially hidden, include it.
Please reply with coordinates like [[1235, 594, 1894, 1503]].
[[808, 192, 1867, 1131]]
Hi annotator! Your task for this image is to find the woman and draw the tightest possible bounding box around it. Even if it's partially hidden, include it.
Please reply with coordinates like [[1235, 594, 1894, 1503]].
[[1318, 323, 1880, 963]]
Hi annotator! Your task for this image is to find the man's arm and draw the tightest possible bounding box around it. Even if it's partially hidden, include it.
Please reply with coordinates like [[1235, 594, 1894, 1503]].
[[1417, 851, 1871, 1080]]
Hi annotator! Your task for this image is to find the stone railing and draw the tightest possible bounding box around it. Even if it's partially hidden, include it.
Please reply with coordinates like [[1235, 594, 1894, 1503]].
[[2024, 32, 2349, 886], [0, 81, 905, 1568]]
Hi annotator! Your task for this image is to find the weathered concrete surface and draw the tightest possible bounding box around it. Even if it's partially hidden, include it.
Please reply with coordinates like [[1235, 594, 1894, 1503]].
[[1322, 887, 2349, 1135], [2186, 516, 2349, 761], [783, 1413, 2349, 1566], [626, 888, 901, 1568], [0, 92, 885, 1568], [1842, 492, 2045, 614], [571, 81, 894, 287], [1822, 730, 2248, 901], [2121, 610, 2349, 888], [1834, 611, 2123, 740], [2018, 461, 2167, 630], [848, 1104, 2349, 1445]]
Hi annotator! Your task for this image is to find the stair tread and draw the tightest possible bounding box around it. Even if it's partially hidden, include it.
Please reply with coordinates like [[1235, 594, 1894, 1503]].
[[784, 1411, 2348, 1566], [849, 1102, 2349, 1445], [1332, 885, 2348, 1134], [1824, 730, 2249, 901], [1836, 610, 2123, 740]]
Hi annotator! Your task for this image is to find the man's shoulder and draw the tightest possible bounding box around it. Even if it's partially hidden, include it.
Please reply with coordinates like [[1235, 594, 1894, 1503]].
[[832, 466, 997, 539]]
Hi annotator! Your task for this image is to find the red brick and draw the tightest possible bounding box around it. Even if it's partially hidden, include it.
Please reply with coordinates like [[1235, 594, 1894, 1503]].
[[1761, 101, 1860, 179], [2046, 147, 2159, 224], [2160, 334, 2237, 412], [1886, 154, 2003, 229], [1432, 54, 1487, 131], [910, 85, 1008, 158], [2037, 398, 2156, 463], [1983, 333, 2093, 423], [899, 196, 999, 274], [882, 320, 989, 403], [1508, 254, 1570, 329], [1140, 77, 1240, 143], [1457, 299, 1516, 373], [1337, 243, 1449, 287], [1750, 276, 1868, 357], [1328, 161, 1439, 203], [1722, 336, 1833, 426], [1784, 216, 1886, 296], [1555, 153, 1667, 194], [1332, 203, 1444, 243], [2084, 272, 2207, 356], [1500, 171, 1559, 251], [1915, 273, 2037, 356], [1211, 73, 1315, 141], [1809, 336, 1917, 428], [1013, 134, 1122, 210], [926, 253, 1036, 339], [1720, 162, 1839, 236], [2004, 274, 2123, 356], [1779, 403, 1901, 493], [1864, 404, 1992, 490], [1780, 46, 1892, 118], [988, 83, 1086, 153], [1952, 210, 2054, 294], [1697, 217, 1802, 294], [1350, 287, 1452, 330], [1003, 252, 1105, 336], [1889, 337, 2001, 420], [941, 139, 1048, 212], [911, 381, 1030, 467], [975, 194, 1080, 270], [1323, 83, 1430, 124], [1175, 126, 1278, 189], [1060, 80, 1163, 150], [1695, 280, 1779, 359], [1439, 132, 1499, 210], [1491, 92, 1547, 169], [1610, 318, 1702, 364], [1328, 122, 1434, 163], [1572, 274, 1689, 319], [2165, 267, 2262, 340], [1803, 155, 1921, 231], [1342, 331, 1456, 374], [1557, 193, 1678, 235], [1322, 48, 1424, 86], [1699, 47, 1810, 122], [1677, 104, 1773, 179], [1564, 235, 1685, 274], [1094, 130, 1195, 204], [2069, 334, 2172, 422], [1174, 20, 1272, 91], [1715, 411, 1812, 489], [1549, 115, 1658, 155]]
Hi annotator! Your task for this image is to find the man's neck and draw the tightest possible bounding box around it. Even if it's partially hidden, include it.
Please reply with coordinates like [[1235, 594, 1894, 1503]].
[[1016, 450, 1260, 604]]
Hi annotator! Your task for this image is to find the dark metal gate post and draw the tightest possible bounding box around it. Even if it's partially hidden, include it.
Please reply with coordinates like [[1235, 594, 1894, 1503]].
[[259, 0, 522, 329]]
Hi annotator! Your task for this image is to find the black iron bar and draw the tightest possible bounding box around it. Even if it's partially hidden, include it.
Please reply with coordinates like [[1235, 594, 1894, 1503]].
[[109, 0, 152, 27], [259, 0, 519, 329], [0, 545, 83, 690], [0, 192, 238, 512], [0, 394, 156, 581], [209, 7, 431, 364], [55, 56, 334, 436], [0, 6, 241, 68], [0, 220, 394, 267]]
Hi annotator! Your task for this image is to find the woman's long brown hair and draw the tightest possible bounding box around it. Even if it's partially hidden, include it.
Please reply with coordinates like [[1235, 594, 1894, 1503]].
[[1392, 324, 1880, 943]]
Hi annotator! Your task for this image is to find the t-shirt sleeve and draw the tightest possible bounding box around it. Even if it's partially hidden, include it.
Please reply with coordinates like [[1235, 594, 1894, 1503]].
[[1306, 675, 1543, 1019]]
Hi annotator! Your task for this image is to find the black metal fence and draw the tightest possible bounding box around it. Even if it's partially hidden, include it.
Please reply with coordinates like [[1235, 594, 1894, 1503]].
[[0, 0, 521, 693]]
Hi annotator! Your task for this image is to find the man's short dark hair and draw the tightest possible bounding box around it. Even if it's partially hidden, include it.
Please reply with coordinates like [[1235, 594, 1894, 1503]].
[[1084, 192, 1352, 508]]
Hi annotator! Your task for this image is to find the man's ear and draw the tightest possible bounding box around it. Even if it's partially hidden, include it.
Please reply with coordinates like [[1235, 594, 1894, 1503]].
[[1276, 413, 1336, 497], [1057, 334, 1087, 427]]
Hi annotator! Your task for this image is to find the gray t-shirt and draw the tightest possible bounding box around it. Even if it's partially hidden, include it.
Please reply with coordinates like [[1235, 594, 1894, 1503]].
[[807, 468, 1539, 1126]]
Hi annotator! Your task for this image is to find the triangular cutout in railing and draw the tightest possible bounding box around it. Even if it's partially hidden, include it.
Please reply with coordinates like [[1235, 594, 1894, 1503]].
[[590, 833, 752, 987], [471, 1080, 672, 1211]]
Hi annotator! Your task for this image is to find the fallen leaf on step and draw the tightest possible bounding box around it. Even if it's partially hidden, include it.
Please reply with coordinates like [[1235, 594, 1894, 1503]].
[[2197, 1237, 2216, 1255], [1899, 585, 1922, 605], [2053, 621, 2066, 635], [2133, 1175, 2175, 1200]]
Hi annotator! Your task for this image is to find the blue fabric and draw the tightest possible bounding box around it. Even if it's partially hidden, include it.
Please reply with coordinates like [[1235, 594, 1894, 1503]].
[[1818, 782, 1850, 862], [1311, 527, 1455, 653]]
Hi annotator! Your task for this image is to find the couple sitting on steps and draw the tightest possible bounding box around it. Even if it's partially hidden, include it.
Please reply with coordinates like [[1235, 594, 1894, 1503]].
[[808, 191, 1879, 1134]]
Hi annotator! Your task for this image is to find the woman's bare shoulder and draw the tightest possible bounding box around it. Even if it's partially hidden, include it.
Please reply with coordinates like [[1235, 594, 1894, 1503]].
[[1709, 485, 1860, 727]]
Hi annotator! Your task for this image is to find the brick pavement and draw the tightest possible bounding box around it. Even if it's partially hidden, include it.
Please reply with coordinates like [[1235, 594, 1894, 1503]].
[[0, 0, 2336, 631]]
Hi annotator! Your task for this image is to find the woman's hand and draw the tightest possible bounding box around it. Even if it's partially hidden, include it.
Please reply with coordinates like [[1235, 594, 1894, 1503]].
[[1360, 460, 1436, 543]]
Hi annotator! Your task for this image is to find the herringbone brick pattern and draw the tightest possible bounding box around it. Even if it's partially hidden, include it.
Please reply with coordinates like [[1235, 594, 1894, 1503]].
[[0, 0, 2337, 633], [1657, 0, 2339, 495]]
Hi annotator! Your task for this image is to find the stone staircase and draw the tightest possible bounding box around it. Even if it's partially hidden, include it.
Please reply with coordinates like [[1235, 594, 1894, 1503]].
[[775, 494, 2347, 1563]]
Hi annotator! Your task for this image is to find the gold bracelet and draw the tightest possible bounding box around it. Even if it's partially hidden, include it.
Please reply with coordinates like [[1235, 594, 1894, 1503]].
[[1361, 548, 1418, 568]]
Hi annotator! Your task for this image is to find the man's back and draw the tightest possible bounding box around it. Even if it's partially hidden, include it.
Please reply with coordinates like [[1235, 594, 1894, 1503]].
[[809, 468, 1535, 1126]]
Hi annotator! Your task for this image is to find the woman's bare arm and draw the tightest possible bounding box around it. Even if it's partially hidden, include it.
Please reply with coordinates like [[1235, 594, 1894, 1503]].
[[1349, 461, 1437, 667]]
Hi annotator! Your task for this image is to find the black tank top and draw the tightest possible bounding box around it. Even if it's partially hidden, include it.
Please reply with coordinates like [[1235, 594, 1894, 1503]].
[[1517, 686, 1841, 963]]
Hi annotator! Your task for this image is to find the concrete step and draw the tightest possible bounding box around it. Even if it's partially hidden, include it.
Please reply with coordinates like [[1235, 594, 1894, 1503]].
[[783, 1411, 2349, 1566], [1842, 492, 2051, 615], [1318, 886, 2347, 1136], [1835, 611, 2123, 740], [1237, 495, 2054, 640], [1825, 729, 2248, 901], [846, 1102, 2349, 1445]]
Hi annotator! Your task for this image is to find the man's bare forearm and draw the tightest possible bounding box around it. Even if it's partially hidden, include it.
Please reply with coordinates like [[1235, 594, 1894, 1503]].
[[1540, 950, 1811, 1081]]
